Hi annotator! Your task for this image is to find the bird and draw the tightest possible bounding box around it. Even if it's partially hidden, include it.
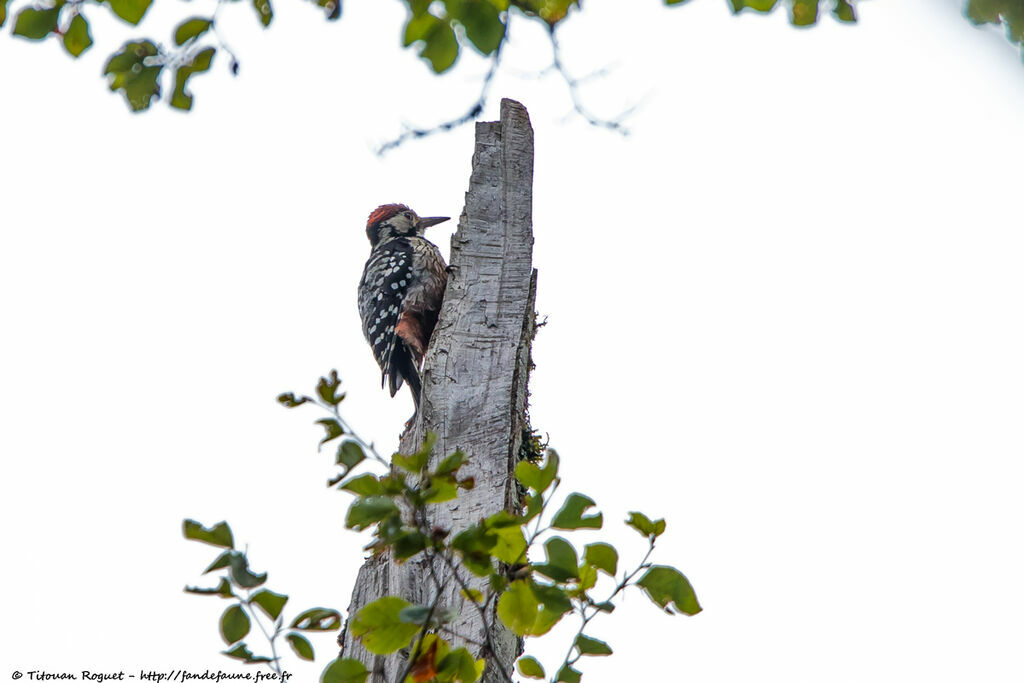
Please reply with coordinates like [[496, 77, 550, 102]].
[[357, 203, 450, 413]]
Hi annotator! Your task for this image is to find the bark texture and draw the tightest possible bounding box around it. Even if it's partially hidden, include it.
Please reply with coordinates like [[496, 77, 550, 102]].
[[341, 99, 537, 683]]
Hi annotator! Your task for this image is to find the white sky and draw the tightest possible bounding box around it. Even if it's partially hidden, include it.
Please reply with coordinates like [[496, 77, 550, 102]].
[[3, 0, 1024, 681]]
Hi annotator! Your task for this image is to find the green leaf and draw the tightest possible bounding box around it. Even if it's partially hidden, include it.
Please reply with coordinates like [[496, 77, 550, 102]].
[[456, 0, 504, 55], [393, 432, 435, 472], [317, 418, 345, 447], [13, 6, 61, 40], [173, 17, 212, 46], [250, 588, 288, 620], [62, 14, 92, 57], [277, 392, 310, 408], [0, 0, 9, 28], [496, 580, 540, 636], [222, 643, 272, 663], [341, 473, 384, 496], [517, 0, 576, 25], [583, 542, 618, 576], [436, 646, 484, 683], [451, 523, 497, 555], [625, 511, 666, 539], [556, 664, 582, 683], [185, 576, 234, 598], [251, 0, 272, 26], [103, 40, 163, 112], [286, 633, 314, 661], [729, 0, 778, 12], [575, 634, 612, 656], [337, 441, 366, 470], [107, 0, 152, 24], [489, 573, 508, 594], [291, 607, 342, 631], [204, 550, 232, 574], [517, 656, 545, 679], [404, 9, 439, 46], [345, 496, 399, 530], [321, 658, 369, 683], [833, 0, 856, 22], [398, 604, 433, 625], [530, 581, 572, 613], [420, 19, 459, 73], [966, 0, 1001, 25], [534, 537, 578, 582], [434, 450, 467, 476], [451, 526, 496, 576], [491, 525, 527, 565], [220, 605, 251, 644], [593, 601, 615, 613], [496, 579, 571, 637], [183, 519, 234, 549], [171, 46, 215, 111], [576, 563, 598, 592], [790, 0, 818, 25], [311, 0, 340, 20], [515, 450, 559, 493], [529, 581, 572, 636], [349, 596, 420, 654], [460, 587, 483, 603], [316, 369, 345, 405], [392, 530, 428, 560], [227, 552, 268, 589], [423, 478, 459, 503], [551, 493, 602, 530], [636, 565, 702, 615]]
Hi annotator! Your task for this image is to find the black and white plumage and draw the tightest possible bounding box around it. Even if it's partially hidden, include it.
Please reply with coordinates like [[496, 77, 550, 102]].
[[357, 204, 449, 410]]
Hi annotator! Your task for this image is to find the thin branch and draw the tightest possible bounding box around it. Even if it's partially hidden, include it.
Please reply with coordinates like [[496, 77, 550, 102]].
[[548, 27, 638, 135], [325, 400, 389, 466], [552, 537, 657, 678], [435, 549, 515, 683], [376, 44, 503, 156], [244, 588, 284, 677], [396, 574, 444, 683]]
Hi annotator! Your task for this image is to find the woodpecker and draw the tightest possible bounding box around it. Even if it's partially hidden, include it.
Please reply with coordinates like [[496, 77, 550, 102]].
[[357, 204, 450, 411]]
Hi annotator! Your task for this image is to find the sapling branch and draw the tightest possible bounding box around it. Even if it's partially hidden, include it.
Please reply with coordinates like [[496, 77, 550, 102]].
[[554, 536, 657, 677], [322, 398, 389, 467], [436, 547, 515, 683], [243, 587, 284, 677], [396, 577, 445, 683]]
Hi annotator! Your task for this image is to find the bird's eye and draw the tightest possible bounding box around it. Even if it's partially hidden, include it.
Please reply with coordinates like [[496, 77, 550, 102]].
[[404, 212, 413, 220]]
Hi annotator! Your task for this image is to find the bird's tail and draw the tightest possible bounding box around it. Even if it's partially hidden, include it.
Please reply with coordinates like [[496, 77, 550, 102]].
[[387, 341, 422, 409]]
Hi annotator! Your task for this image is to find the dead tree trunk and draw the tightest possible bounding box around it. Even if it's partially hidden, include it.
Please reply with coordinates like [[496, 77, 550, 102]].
[[341, 99, 537, 683]]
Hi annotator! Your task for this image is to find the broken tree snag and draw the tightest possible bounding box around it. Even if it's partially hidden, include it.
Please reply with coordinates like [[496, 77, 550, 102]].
[[341, 98, 537, 682]]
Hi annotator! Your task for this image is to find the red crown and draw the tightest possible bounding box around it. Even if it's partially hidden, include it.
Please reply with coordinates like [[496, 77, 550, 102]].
[[366, 203, 410, 227]]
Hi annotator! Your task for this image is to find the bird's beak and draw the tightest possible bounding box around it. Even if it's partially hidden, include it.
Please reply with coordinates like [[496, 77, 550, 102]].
[[418, 216, 450, 229]]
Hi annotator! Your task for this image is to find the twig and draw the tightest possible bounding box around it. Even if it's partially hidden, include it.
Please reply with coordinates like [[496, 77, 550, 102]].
[[376, 43, 504, 156], [548, 26, 637, 135], [396, 576, 444, 683], [325, 400, 389, 466], [435, 549, 515, 683], [553, 537, 656, 676], [244, 588, 284, 677]]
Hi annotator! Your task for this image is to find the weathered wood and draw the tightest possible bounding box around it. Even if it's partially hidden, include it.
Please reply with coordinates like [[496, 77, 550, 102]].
[[341, 99, 537, 683]]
